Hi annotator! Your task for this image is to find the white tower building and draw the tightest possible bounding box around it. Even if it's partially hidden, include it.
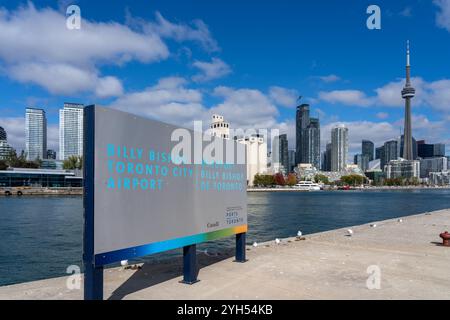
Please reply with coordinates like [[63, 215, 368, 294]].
[[331, 124, 348, 172], [237, 135, 268, 186], [25, 107, 47, 161], [210, 114, 230, 139], [59, 103, 84, 160]]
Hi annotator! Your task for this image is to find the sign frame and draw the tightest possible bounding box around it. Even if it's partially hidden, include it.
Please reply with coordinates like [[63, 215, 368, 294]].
[[83, 105, 248, 300]]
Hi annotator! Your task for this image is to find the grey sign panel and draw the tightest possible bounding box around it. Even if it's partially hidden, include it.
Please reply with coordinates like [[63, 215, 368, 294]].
[[91, 106, 247, 263]]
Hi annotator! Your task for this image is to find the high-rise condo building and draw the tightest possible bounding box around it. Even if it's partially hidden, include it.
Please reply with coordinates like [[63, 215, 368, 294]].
[[272, 134, 289, 174], [0, 126, 6, 141], [25, 107, 47, 161], [331, 124, 348, 172], [0, 126, 13, 160], [362, 140, 374, 161], [295, 104, 320, 168], [59, 103, 84, 160], [384, 140, 399, 164]]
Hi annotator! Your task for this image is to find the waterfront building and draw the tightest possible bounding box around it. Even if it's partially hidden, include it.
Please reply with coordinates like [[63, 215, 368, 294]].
[[288, 150, 296, 173], [331, 124, 348, 172], [0, 140, 13, 160], [237, 134, 267, 186], [0, 168, 82, 187], [429, 171, 450, 185], [0, 126, 6, 141], [354, 153, 369, 172], [210, 114, 230, 140], [384, 140, 399, 167], [295, 104, 320, 167], [401, 40, 415, 160], [59, 103, 84, 161], [25, 107, 47, 161], [321, 142, 332, 172], [417, 140, 446, 158], [271, 134, 289, 175], [47, 149, 57, 160], [362, 140, 374, 161], [385, 158, 420, 180], [41, 159, 64, 170], [303, 118, 321, 169], [0, 126, 13, 160], [375, 145, 384, 160], [419, 157, 448, 179]]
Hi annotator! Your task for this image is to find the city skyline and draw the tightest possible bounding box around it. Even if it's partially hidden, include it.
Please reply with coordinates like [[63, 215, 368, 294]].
[[0, 1, 449, 159]]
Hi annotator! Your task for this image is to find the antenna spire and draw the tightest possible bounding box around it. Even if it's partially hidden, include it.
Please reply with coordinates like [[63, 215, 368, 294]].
[[406, 40, 410, 67]]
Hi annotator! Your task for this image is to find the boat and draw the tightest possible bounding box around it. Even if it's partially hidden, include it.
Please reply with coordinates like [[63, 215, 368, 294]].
[[294, 181, 321, 191]]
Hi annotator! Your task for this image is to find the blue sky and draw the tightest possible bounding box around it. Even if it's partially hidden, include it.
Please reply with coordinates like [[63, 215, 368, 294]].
[[0, 0, 449, 157]]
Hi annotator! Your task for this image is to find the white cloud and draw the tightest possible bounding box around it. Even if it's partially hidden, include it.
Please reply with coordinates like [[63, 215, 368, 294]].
[[318, 77, 450, 112], [192, 58, 231, 82], [434, 0, 450, 32], [269, 86, 299, 108], [211, 87, 279, 129], [317, 74, 341, 83], [0, 4, 220, 97], [9, 62, 123, 97], [145, 12, 220, 53], [0, 4, 169, 67], [318, 90, 373, 107], [109, 77, 206, 127], [376, 112, 389, 119]]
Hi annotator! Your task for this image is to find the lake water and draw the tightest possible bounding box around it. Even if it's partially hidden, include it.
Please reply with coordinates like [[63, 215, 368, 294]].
[[1, 189, 449, 286]]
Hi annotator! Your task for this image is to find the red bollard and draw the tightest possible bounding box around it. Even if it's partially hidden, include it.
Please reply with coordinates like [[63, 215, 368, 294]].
[[439, 231, 450, 247]]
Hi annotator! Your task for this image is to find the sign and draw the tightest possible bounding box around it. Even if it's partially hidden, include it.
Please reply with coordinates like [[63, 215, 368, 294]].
[[84, 105, 247, 267]]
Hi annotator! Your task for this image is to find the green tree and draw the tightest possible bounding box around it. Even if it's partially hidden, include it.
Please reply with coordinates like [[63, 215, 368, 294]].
[[0, 160, 7, 170], [63, 155, 83, 170], [5, 150, 40, 168], [274, 173, 286, 186], [286, 173, 297, 186], [340, 174, 365, 186], [314, 174, 329, 185]]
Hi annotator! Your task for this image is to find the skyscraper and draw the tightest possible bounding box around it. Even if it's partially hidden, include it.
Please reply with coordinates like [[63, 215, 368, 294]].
[[0, 126, 13, 160], [362, 140, 374, 161], [0, 126, 6, 141], [401, 41, 415, 160], [331, 124, 348, 172], [25, 107, 47, 161], [304, 118, 321, 169], [272, 134, 289, 174], [295, 103, 320, 167], [384, 140, 399, 164], [59, 103, 84, 160], [295, 104, 309, 164]]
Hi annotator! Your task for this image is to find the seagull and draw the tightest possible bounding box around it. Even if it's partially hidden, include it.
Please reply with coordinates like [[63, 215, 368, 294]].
[[120, 260, 128, 267], [370, 224, 377, 228], [297, 231, 303, 237], [347, 229, 353, 236], [398, 219, 403, 223], [253, 242, 258, 247], [275, 238, 281, 244]]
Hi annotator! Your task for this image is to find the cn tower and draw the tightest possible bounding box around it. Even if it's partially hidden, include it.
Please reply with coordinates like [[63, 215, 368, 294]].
[[401, 40, 415, 160]]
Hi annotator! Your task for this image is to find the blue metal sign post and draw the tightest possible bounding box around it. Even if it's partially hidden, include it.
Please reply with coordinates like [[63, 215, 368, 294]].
[[83, 105, 103, 300], [180, 244, 199, 284], [235, 232, 247, 263]]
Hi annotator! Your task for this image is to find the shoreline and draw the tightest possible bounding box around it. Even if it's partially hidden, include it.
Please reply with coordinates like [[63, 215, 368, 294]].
[[1, 186, 449, 196], [1, 208, 449, 299]]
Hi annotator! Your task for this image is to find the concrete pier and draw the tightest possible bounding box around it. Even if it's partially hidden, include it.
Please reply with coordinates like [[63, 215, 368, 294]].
[[1, 209, 449, 300]]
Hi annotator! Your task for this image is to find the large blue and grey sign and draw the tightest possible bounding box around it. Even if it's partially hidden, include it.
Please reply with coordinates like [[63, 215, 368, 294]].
[[87, 106, 247, 266]]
